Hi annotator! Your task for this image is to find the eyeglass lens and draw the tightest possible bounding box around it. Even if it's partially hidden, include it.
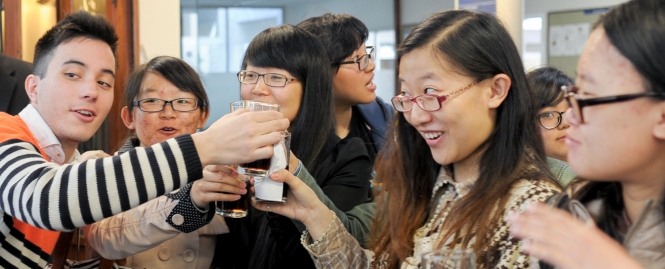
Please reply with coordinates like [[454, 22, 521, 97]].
[[360, 47, 375, 70], [393, 95, 443, 112], [140, 99, 199, 112], [238, 71, 289, 87], [561, 86, 582, 123], [539, 111, 564, 129]]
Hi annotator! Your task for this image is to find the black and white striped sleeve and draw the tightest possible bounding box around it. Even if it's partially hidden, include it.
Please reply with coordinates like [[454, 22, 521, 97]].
[[0, 134, 203, 231]]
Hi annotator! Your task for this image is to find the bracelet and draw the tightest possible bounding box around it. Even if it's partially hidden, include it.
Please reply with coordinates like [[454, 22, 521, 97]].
[[190, 195, 210, 213], [301, 210, 336, 248]]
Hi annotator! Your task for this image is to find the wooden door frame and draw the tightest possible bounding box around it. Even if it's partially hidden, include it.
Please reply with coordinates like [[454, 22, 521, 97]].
[[3, 0, 22, 59]]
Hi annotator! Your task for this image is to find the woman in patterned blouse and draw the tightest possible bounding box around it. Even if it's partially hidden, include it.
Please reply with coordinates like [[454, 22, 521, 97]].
[[257, 10, 562, 269]]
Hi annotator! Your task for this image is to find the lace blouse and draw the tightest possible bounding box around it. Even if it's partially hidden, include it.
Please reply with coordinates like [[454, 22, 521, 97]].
[[301, 167, 561, 269]]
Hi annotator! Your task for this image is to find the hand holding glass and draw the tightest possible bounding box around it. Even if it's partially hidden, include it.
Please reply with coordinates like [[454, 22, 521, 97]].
[[231, 100, 281, 177]]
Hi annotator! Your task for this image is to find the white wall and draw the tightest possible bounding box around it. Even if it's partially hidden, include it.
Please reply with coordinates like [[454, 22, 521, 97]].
[[401, 0, 455, 26], [283, 0, 394, 30], [139, 0, 181, 63], [201, 72, 240, 127], [525, 0, 626, 16], [21, 1, 57, 62]]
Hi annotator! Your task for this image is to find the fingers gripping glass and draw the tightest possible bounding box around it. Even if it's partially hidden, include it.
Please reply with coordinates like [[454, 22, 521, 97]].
[[133, 98, 204, 112], [562, 85, 665, 123], [391, 81, 479, 112], [335, 46, 375, 71], [538, 111, 565, 129], [237, 71, 297, 87]]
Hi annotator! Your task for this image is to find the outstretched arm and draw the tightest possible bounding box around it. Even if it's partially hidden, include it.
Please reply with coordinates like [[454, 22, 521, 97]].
[[0, 135, 202, 231], [292, 166, 375, 247], [0, 109, 289, 231]]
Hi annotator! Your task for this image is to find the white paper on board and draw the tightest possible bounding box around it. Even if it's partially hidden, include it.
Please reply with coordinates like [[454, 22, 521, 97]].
[[549, 25, 565, 57]]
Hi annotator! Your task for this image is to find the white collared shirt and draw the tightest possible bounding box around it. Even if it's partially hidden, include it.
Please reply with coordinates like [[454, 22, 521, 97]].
[[18, 104, 80, 165]]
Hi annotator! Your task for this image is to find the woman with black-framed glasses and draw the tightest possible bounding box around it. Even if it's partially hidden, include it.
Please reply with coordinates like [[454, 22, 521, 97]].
[[82, 56, 247, 269], [526, 67, 577, 188], [297, 14, 393, 170], [527, 67, 574, 163], [509, 0, 665, 268], [212, 24, 373, 269]]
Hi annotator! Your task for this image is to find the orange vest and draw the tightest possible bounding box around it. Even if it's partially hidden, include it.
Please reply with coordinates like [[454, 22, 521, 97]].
[[0, 112, 61, 255]]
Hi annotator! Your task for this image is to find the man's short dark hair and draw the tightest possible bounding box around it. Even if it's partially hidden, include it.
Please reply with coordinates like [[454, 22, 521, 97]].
[[33, 11, 118, 77]]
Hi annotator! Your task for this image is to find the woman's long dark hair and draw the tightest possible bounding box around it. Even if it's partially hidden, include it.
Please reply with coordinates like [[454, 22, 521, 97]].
[[573, 0, 665, 241], [241, 25, 337, 175], [370, 10, 555, 268], [296, 13, 368, 74], [213, 25, 337, 269]]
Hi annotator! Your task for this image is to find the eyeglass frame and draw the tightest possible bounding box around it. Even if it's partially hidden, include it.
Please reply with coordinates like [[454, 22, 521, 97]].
[[537, 110, 566, 130], [132, 98, 205, 112], [334, 46, 375, 71], [237, 70, 298, 87], [561, 85, 665, 123], [391, 80, 480, 112]]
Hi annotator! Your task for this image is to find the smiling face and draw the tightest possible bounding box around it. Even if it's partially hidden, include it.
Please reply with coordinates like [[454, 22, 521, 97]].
[[538, 99, 570, 161], [399, 48, 499, 166], [565, 28, 664, 182], [240, 65, 303, 122], [122, 72, 208, 147], [26, 37, 115, 152], [333, 44, 377, 107]]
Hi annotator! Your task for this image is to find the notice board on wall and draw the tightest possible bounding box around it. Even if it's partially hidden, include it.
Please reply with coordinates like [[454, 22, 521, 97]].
[[547, 7, 610, 77]]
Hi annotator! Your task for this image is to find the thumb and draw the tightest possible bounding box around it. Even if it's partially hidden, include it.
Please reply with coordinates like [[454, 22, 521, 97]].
[[269, 169, 303, 190]]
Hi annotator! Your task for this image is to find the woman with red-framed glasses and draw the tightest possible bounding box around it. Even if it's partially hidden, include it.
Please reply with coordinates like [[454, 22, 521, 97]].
[[258, 9, 561, 269], [509, 0, 665, 268]]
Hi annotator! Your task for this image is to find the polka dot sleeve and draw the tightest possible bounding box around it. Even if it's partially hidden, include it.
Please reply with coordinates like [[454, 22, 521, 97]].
[[165, 182, 215, 233]]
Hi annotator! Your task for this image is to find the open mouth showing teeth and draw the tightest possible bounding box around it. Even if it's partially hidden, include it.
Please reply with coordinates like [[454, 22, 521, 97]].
[[77, 110, 94, 117], [366, 81, 374, 86], [424, 132, 443, 140], [161, 127, 175, 131]]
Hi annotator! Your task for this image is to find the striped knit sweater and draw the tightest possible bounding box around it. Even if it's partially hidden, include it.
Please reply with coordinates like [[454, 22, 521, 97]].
[[0, 112, 203, 268]]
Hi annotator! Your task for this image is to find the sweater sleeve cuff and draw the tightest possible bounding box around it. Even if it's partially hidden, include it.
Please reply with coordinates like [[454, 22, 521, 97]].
[[175, 134, 203, 183], [165, 182, 215, 233], [293, 160, 303, 176]]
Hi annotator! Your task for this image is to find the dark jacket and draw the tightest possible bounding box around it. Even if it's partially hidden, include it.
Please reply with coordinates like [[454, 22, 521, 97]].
[[356, 96, 393, 151], [0, 53, 33, 115]]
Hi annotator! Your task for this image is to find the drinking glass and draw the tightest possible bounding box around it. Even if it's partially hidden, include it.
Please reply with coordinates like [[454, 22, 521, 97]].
[[254, 131, 290, 203], [217, 100, 281, 217], [215, 174, 251, 218], [230, 100, 280, 177], [421, 249, 476, 269]]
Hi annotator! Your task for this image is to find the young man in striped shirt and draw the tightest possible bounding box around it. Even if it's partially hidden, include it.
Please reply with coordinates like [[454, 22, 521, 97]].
[[0, 11, 288, 268]]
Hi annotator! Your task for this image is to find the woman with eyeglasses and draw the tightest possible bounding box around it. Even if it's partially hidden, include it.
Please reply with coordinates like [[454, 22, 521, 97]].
[[211, 25, 372, 269], [297, 13, 393, 169], [527, 67, 577, 187], [509, 0, 665, 268], [528, 67, 573, 162], [81, 56, 247, 268], [255, 10, 561, 269]]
